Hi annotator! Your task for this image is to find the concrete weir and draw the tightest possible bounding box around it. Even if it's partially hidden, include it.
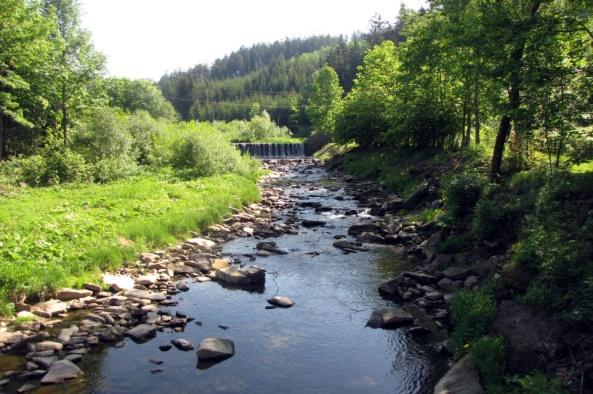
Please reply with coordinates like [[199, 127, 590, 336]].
[[234, 142, 305, 158]]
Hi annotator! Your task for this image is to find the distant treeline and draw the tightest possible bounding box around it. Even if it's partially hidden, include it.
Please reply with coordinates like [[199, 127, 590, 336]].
[[157, 13, 408, 130]]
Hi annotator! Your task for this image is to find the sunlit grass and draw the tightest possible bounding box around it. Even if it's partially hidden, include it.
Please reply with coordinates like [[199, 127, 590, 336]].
[[0, 173, 259, 314]]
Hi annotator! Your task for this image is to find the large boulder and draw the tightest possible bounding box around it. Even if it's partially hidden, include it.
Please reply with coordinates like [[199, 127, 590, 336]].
[[102, 274, 134, 291], [186, 237, 216, 250], [366, 308, 413, 329], [348, 223, 381, 236], [434, 355, 484, 394], [267, 296, 294, 308], [215, 265, 266, 285], [123, 289, 166, 302], [32, 300, 68, 318], [40, 360, 83, 384], [490, 300, 564, 374], [197, 337, 235, 361], [56, 288, 92, 301], [125, 324, 157, 342], [378, 276, 405, 298]]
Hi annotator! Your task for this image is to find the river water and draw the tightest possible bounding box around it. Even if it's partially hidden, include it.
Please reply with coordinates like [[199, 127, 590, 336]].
[[10, 162, 445, 393]]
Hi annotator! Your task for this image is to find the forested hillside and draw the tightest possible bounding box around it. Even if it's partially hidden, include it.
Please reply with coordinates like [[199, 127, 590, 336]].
[[157, 15, 406, 130]]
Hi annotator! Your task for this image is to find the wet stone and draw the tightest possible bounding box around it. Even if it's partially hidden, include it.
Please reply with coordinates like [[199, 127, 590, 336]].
[[267, 296, 295, 308]]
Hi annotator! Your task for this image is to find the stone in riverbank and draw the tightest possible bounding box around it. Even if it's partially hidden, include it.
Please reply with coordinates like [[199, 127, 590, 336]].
[[433, 355, 484, 394], [256, 241, 288, 255], [197, 337, 235, 361], [102, 275, 134, 291], [267, 296, 294, 308], [171, 338, 194, 351], [366, 308, 413, 329], [40, 360, 83, 384], [31, 300, 68, 318], [215, 265, 266, 285], [125, 324, 157, 342], [56, 288, 92, 301]]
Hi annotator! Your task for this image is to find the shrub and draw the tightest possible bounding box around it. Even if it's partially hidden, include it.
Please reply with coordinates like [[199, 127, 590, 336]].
[[451, 288, 497, 351], [437, 234, 470, 254], [472, 186, 524, 241], [509, 371, 567, 394], [470, 336, 506, 387], [170, 124, 255, 177], [444, 171, 488, 220]]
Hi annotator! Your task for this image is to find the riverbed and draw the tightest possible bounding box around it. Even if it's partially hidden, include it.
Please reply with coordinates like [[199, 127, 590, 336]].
[[3, 161, 445, 393]]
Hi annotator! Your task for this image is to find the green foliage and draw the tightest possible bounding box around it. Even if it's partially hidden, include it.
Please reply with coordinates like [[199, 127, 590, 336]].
[[508, 371, 567, 394], [469, 336, 506, 387], [471, 185, 524, 241], [213, 111, 293, 142], [104, 77, 177, 120], [170, 123, 254, 177], [335, 41, 399, 148], [437, 234, 470, 254], [306, 66, 343, 133], [444, 171, 488, 220], [451, 288, 496, 351]]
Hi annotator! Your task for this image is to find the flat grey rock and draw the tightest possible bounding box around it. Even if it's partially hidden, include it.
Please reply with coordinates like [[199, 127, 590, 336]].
[[197, 337, 235, 361], [267, 296, 294, 308], [40, 360, 83, 384], [125, 324, 157, 342], [367, 308, 413, 329]]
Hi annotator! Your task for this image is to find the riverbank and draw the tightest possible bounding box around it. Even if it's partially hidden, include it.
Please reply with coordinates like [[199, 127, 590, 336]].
[[0, 173, 260, 315], [317, 144, 593, 393]]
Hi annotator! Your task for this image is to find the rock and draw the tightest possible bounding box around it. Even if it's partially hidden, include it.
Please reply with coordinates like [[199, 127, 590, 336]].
[[437, 277, 460, 293], [99, 326, 125, 342], [267, 296, 294, 308], [197, 337, 235, 361], [168, 263, 199, 275], [256, 241, 288, 255], [186, 259, 212, 272], [123, 289, 166, 302], [366, 308, 414, 328], [102, 274, 134, 291], [442, 267, 475, 281], [404, 271, 439, 284], [40, 360, 83, 384], [171, 338, 194, 351], [332, 240, 368, 252], [0, 331, 25, 345], [434, 355, 484, 394], [57, 326, 79, 343], [17, 383, 36, 393], [186, 237, 216, 250], [301, 219, 326, 228], [211, 259, 230, 270], [125, 324, 157, 342], [29, 341, 63, 352], [402, 185, 429, 209], [64, 354, 82, 363], [359, 232, 386, 244], [82, 283, 102, 294], [464, 275, 479, 288], [32, 356, 57, 369], [55, 288, 92, 301], [175, 282, 190, 292], [348, 223, 381, 236], [32, 300, 68, 318], [136, 274, 158, 286], [490, 300, 563, 373], [378, 276, 404, 298], [215, 265, 266, 285], [159, 344, 172, 351]]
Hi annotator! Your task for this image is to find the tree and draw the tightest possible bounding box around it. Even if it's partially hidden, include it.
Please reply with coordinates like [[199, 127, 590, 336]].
[[0, 0, 52, 160], [43, 0, 104, 149], [104, 78, 177, 120], [305, 66, 343, 134]]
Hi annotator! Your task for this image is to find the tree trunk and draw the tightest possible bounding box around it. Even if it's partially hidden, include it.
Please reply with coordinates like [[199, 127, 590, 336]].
[[490, 1, 542, 180], [461, 86, 469, 147], [474, 79, 480, 145], [0, 112, 4, 161], [62, 84, 68, 150], [466, 96, 473, 147]]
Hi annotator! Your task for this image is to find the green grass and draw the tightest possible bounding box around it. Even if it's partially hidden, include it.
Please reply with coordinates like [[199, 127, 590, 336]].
[[570, 159, 593, 173], [0, 173, 259, 313]]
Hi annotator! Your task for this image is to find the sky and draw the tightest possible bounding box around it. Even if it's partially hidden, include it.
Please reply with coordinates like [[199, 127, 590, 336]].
[[79, 0, 427, 81]]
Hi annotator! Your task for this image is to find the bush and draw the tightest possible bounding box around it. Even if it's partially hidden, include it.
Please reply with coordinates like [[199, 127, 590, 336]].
[[471, 186, 524, 241], [470, 336, 506, 387], [509, 371, 567, 394], [437, 234, 470, 254], [451, 288, 497, 351], [170, 124, 255, 177], [444, 171, 488, 220]]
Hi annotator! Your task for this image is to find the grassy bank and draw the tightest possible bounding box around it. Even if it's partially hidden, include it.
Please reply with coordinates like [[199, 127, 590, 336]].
[[0, 173, 259, 314]]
